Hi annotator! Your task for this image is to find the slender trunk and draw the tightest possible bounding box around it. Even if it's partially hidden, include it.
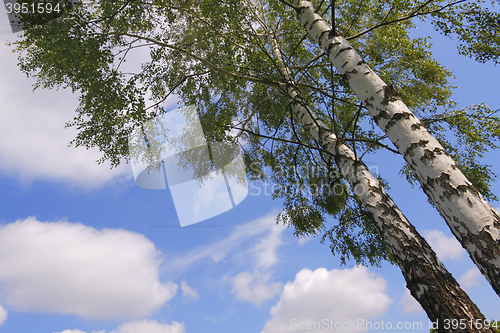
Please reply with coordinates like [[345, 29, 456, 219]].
[[289, 0, 500, 296], [266, 32, 492, 332]]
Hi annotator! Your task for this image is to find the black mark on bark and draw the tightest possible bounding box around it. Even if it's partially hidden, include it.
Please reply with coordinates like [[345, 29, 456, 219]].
[[382, 84, 401, 105], [404, 139, 429, 158]]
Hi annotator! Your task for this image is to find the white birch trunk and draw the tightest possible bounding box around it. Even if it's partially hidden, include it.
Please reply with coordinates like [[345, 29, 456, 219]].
[[289, 0, 500, 296], [265, 33, 491, 331]]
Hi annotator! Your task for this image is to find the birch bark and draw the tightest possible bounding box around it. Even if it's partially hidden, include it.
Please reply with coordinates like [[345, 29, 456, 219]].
[[265, 32, 491, 332], [289, 0, 500, 296]]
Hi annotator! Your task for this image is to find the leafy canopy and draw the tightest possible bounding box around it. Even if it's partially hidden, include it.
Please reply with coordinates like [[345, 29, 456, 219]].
[[9, 0, 500, 266]]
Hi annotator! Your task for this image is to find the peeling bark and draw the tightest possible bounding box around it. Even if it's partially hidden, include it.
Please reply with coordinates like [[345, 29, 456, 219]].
[[266, 33, 491, 333], [290, 0, 500, 297]]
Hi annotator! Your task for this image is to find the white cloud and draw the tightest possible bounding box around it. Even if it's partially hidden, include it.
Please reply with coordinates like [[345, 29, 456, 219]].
[[458, 267, 482, 291], [0, 304, 7, 327], [0, 37, 135, 189], [0, 217, 177, 319], [54, 320, 185, 333], [422, 229, 465, 261], [398, 288, 423, 314], [229, 271, 282, 306], [180, 280, 199, 300], [261, 266, 391, 333], [107, 320, 185, 333]]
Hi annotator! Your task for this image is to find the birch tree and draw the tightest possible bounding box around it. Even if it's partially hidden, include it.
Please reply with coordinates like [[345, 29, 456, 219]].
[[286, 0, 500, 296], [8, 0, 500, 329], [264, 29, 491, 330]]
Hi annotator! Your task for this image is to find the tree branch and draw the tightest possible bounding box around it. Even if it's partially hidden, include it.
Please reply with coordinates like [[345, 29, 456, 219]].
[[346, 0, 468, 40]]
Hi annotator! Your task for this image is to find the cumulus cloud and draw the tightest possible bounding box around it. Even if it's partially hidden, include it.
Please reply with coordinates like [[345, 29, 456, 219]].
[[54, 320, 185, 333], [0, 27, 182, 189], [0, 304, 7, 327], [261, 266, 391, 333], [229, 271, 282, 306], [422, 229, 465, 261], [398, 288, 423, 314], [180, 280, 199, 300], [458, 267, 482, 291], [0, 217, 177, 319], [0, 36, 134, 188]]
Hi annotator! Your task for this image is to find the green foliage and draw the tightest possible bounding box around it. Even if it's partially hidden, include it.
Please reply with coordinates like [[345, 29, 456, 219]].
[[431, 1, 500, 64], [8, 0, 498, 266], [271, 151, 392, 266]]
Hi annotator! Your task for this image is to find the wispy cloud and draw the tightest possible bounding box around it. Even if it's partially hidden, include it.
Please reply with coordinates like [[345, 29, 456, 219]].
[[106, 320, 184, 333], [54, 320, 185, 333], [252, 221, 284, 269], [297, 235, 314, 246], [399, 288, 423, 314], [162, 211, 284, 275], [180, 280, 200, 300], [0, 304, 6, 327], [225, 213, 286, 305], [458, 267, 482, 291], [161, 211, 287, 306]]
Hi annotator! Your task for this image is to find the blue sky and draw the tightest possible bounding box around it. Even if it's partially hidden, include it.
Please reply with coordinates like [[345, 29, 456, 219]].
[[0, 6, 499, 333]]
